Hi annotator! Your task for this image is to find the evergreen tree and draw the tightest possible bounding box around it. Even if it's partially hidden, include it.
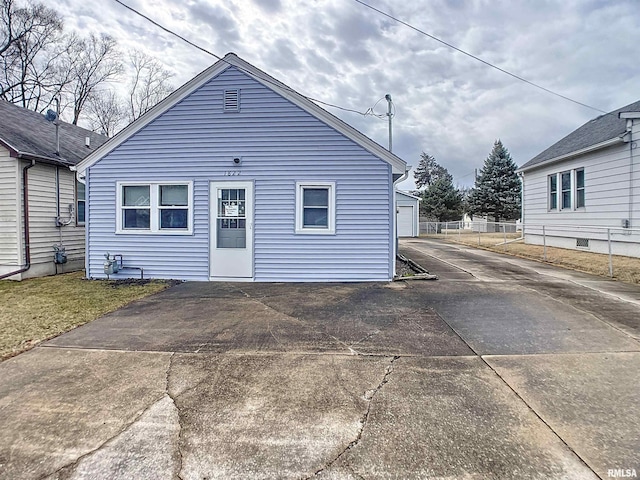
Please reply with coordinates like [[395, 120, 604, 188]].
[[420, 174, 463, 221], [468, 140, 521, 220], [413, 152, 448, 189]]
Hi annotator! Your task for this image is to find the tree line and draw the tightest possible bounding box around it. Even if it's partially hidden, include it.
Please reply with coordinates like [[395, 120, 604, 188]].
[[0, 0, 174, 136], [413, 140, 521, 222]]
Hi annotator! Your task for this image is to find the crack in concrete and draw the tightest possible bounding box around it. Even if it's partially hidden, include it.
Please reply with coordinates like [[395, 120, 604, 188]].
[[39, 355, 174, 480], [306, 355, 399, 479], [165, 352, 185, 480]]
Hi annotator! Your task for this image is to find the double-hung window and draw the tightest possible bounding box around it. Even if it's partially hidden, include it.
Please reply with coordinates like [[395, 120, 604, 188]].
[[548, 169, 585, 211], [117, 182, 192, 234], [561, 171, 571, 210], [548, 174, 557, 210], [575, 168, 585, 208], [76, 180, 86, 225], [295, 181, 335, 234]]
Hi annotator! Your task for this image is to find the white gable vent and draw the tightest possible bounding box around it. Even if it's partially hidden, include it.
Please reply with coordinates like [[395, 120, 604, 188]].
[[224, 89, 239, 112], [576, 238, 589, 248]]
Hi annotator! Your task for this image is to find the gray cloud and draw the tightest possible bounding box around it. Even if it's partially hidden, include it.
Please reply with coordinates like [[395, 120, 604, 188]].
[[53, 0, 640, 188]]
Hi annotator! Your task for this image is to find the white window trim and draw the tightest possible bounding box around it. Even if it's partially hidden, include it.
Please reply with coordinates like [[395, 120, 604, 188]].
[[548, 169, 585, 212], [116, 181, 193, 235], [295, 181, 336, 235], [575, 168, 585, 209], [560, 171, 572, 210], [548, 174, 558, 212], [76, 179, 86, 226]]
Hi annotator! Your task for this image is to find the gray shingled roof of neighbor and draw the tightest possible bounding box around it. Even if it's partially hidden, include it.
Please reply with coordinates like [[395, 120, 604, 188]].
[[0, 100, 107, 167], [519, 99, 640, 172]]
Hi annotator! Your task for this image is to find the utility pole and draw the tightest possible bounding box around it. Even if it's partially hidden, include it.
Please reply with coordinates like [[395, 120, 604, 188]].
[[385, 93, 392, 152]]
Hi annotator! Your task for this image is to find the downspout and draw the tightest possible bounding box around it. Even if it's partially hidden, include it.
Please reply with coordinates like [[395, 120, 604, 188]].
[[627, 120, 634, 228], [0, 160, 35, 280], [392, 168, 410, 277], [518, 171, 525, 235]]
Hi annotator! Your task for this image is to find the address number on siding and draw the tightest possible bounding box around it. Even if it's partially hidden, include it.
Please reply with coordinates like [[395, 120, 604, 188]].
[[223, 171, 241, 176]]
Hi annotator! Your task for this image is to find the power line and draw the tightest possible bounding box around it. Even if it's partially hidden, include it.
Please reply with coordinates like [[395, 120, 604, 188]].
[[112, 0, 373, 116], [352, 0, 608, 114]]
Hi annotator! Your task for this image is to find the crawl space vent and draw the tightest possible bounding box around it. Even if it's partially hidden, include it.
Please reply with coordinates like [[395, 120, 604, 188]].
[[224, 89, 239, 112], [576, 238, 589, 248]]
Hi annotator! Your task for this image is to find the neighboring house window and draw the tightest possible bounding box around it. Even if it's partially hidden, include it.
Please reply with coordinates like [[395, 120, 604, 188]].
[[548, 174, 557, 210], [76, 181, 86, 225], [117, 182, 192, 234], [295, 181, 335, 234], [224, 89, 240, 112], [575, 168, 585, 208], [561, 171, 571, 210]]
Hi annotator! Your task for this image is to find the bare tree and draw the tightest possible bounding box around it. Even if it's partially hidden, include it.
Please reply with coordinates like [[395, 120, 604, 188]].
[[86, 89, 125, 137], [0, 0, 67, 110], [66, 33, 122, 125], [127, 49, 174, 122]]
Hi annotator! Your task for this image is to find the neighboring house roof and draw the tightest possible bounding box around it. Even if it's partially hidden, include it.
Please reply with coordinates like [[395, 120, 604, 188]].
[[74, 53, 407, 176], [0, 100, 107, 167], [396, 190, 422, 201], [518, 99, 640, 172]]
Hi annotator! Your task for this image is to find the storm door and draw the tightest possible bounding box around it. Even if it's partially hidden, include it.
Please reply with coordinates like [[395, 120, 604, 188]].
[[210, 181, 253, 279]]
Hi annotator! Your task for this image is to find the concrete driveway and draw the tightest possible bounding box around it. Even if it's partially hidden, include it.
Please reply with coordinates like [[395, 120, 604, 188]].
[[1, 238, 639, 479]]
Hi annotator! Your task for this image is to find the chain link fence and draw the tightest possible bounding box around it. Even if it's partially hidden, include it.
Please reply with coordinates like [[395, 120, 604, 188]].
[[418, 220, 640, 280]]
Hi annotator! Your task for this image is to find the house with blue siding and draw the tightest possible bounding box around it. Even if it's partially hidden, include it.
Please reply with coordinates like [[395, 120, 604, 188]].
[[74, 53, 407, 282]]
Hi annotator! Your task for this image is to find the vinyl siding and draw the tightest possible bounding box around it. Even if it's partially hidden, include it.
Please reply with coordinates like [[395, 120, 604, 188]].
[[87, 66, 393, 281], [522, 135, 640, 255], [22, 162, 85, 275], [0, 147, 19, 274]]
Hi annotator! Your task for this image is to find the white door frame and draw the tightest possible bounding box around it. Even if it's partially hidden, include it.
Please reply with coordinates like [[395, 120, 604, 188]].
[[397, 204, 415, 237], [209, 181, 254, 281]]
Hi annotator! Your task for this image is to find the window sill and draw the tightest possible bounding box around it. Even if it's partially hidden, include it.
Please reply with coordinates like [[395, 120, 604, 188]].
[[116, 229, 193, 235], [295, 228, 335, 235]]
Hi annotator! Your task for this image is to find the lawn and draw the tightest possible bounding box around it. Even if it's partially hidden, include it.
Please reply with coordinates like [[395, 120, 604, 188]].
[[424, 231, 640, 285], [0, 272, 174, 360]]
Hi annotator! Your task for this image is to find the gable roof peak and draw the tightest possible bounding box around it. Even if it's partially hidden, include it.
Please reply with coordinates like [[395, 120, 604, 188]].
[[74, 53, 406, 175]]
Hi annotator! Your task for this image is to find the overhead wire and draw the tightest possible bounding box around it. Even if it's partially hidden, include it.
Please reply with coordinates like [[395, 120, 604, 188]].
[[351, 0, 608, 114], [112, 0, 376, 117]]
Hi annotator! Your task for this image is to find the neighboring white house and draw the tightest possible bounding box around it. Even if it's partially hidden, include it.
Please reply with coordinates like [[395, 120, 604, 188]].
[[517, 100, 640, 257], [0, 101, 106, 280], [396, 191, 420, 237], [74, 53, 408, 282]]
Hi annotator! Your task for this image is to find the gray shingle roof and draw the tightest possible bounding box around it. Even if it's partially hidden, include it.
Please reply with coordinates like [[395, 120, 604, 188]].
[[519, 99, 640, 171], [0, 100, 107, 166]]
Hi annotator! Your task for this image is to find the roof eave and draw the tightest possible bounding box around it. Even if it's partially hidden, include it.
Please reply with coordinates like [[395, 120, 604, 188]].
[[517, 137, 624, 173], [1, 137, 74, 166]]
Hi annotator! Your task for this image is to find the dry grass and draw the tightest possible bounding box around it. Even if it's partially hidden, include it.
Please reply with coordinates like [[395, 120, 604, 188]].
[[424, 231, 640, 285], [0, 271, 173, 361]]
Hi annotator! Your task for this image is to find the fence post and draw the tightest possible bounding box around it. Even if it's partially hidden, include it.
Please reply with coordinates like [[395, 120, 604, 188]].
[[503, 223, 506, 251], [445, 222, 448, 237], [478, 227, 481, 246], [458, 221, 461, 241], [542, 225, 547, 261], [608, 228, 613, 278]]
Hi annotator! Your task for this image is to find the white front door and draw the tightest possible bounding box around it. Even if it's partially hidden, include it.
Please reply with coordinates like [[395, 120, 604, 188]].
[[210, 181, 253, 280]]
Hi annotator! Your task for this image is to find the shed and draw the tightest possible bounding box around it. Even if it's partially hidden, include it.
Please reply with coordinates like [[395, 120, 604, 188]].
[[74, 53, 407, 282], [396, 191, 420, 237]]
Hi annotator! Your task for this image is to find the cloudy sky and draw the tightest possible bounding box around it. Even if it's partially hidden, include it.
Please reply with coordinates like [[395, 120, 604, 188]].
[[56, 0, 640, 189]]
